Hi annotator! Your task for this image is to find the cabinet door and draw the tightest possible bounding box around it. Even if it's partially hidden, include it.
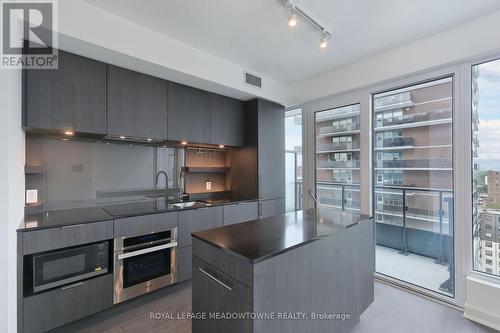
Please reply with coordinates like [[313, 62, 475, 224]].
[[258, 99, 285, 200], [107, 65, 167, 139], [192, 257, 253, 333], [167, 82, 210, 143], [223, 202, 258, 226], [178, 246, 193, 282], [210, 94, 244, 146], [259, 198, 285, 219], [24, 50, 107, 134], [179, 207, 223, 248]]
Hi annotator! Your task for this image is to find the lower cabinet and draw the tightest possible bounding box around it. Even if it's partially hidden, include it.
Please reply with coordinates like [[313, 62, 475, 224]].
[[192, 256, 253, 333], [178, 246, 193, 282], [178, 207, 223, 248], [23, 274, 113, 333], [258, 198, 285, 219], [223, 201, 258, 226]]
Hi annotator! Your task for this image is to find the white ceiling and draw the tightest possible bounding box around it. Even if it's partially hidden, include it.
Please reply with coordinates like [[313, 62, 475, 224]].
[[83, 0, 500, 83]]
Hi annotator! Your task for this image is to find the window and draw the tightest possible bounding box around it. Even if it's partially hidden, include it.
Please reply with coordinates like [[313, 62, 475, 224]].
[[315, 104, 361, 212], [373, 77, 454, 297], [285, 108, 303, 212], [472, 59, 500, 277]]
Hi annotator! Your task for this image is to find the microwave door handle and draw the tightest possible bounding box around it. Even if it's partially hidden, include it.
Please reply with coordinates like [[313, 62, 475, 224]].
[[117, 241, 178, 260]]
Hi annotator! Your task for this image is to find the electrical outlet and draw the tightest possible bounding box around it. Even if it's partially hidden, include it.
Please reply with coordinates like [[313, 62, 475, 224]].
[[206, 181, 212, 191], [26, 189, 38, 204]]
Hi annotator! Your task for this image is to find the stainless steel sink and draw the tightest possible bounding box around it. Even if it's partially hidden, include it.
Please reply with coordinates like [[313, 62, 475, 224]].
[[172, 201, 210, 209]]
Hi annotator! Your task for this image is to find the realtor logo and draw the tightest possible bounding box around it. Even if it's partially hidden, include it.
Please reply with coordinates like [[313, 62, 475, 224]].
[[1, 0, 58, 69]]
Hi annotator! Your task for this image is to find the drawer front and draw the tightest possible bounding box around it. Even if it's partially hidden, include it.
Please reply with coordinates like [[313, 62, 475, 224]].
[[114, 212, 178, 238], [192, 237, 253, 287], [193, 256, 253, 305], [223, 201, 258, 226], [179, 206, 223, 247], [23, 220, 113, 255], [178, 246, 192, 282], [23, 274, 113, 333], [258, 198, 285, 219]]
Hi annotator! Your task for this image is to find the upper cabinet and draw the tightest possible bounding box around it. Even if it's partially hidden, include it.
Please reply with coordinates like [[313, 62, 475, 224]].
[[167, 82, 210, 143], [24, 50, 107, 134], [209, 94, 244, 147], [107, 65, 167, 140]]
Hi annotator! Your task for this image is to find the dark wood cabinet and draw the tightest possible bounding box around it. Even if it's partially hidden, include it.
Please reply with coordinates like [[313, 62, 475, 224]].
[[24, 50, 107, 134], [258, 99, 285, 201], [258, 198, 285, 219], [178, 207, 223, 248], [23, 274, 113, 333], [107, 65, 168, 139], [167, 82, 210, 143], [210, 94, 244, 146], [192, 257, 253, 333], [223, 201, 259, 226], [178, 246, 193, 282], [114, 212, 178, 238]]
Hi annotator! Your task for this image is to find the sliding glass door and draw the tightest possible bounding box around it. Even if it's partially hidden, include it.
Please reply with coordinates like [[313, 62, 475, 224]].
[[315, 104, 361, 212], [373, 77, 455, 297], [285, 109, 303, 212]]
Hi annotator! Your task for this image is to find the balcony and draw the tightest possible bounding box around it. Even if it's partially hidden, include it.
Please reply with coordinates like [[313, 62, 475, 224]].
[[375, 158, 451, 169], [375, 109, 452, 130], [316, 142, 360, 153], [376, 137, 414, 148], [318, 122, 360, 136], [318, 160, 360, 169]]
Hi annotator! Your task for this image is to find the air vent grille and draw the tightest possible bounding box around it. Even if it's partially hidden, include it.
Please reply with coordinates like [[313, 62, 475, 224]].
[[245, 72, 262, 88]]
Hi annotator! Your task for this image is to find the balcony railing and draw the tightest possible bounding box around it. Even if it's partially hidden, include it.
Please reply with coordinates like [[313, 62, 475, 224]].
[[374, 186, 454, 261], [317, 142, 360, 152], [375, 159, 451, 169], [318, 122, 360, 135], [318, 160, 360, 168], [376, 137, 414, 148], [377, 110, 452, 127], [317, 184, 360, 211]]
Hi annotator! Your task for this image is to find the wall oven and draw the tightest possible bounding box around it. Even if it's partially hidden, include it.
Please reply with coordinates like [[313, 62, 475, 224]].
[[113, 228, 178, 304], [30, 241, 109, 293]]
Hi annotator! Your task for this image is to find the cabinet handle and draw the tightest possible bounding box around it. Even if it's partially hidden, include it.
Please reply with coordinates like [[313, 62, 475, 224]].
[[198, 267, 233, 291], [61, 224, 84, 229], [61, 282, 84, 290]]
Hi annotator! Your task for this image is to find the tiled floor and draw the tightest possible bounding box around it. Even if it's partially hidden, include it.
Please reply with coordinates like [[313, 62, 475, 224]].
[[376, 245, 453, 297], [52, 280, 497, 333]]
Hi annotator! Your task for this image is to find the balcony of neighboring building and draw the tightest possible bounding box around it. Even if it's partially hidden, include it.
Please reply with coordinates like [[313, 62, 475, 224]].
[[375, 158, 452, 170], [374, 109, 452, 131], [316, 141, 360, 153], [316, 122, 361, 137], [317, 159, 360, 170]]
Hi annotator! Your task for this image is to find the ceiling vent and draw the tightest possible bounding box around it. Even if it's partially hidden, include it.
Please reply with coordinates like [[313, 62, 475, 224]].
[[244, 71, 262, 89]]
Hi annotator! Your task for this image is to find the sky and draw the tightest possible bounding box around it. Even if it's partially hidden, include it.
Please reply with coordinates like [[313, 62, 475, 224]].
[[476, 59, 500, 171]]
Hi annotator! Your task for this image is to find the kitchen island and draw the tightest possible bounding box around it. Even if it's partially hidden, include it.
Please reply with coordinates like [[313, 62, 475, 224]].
[[191, 208, 374, 333]]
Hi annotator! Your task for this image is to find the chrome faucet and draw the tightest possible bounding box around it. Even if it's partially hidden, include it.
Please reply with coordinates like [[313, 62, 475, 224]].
[[155, 171, 169, 189]]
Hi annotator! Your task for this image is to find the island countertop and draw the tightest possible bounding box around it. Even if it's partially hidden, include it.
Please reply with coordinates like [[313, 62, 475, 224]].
[[191, 208, 369, 263]]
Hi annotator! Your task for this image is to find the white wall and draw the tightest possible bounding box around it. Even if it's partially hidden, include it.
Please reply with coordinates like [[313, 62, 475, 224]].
[[288, 9, 500, 106], [0, 68, 25, 333]]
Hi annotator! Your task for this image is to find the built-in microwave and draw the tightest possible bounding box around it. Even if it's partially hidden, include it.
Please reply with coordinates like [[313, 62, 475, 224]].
[[29, 241, 109, 293]]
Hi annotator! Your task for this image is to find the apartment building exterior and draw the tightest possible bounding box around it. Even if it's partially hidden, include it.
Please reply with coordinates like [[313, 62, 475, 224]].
[[315, 104, 361, 212], [373, 78, 453, 241], [475, 210, 500, 276], [487, 171, 500, 205]]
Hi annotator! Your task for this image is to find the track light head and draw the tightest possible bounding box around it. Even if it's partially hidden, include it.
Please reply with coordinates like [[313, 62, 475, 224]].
[[320, 30, 329, 49]]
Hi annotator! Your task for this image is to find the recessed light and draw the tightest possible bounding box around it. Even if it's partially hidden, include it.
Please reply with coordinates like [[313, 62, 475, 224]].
[[147, 138, 152, 142], [120, 136, 126, 139], [181, 141, 187, 145], [64, 130, 74, 136], [219, 144, 225, 148], [162, 145, 167, 148]]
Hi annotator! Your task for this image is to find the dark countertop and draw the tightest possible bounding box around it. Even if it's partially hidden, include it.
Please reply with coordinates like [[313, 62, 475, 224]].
[[19, 196, 257, 232], [192, 208, 369, 263]]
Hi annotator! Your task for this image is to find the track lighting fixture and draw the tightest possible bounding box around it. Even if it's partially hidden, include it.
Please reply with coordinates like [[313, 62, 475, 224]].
[[288, 8, 297, 27]]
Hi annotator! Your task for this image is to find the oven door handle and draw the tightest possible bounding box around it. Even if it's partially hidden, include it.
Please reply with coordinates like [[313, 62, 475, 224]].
[[117, 241, 177, 260]]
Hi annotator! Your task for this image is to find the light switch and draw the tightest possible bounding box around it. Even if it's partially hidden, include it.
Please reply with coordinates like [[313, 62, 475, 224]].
[[206, 181, 212, 191], [26, 189, 38, 204]]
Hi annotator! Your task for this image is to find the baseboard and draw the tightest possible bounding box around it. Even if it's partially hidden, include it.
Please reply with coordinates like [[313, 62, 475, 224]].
[[464, 303, 500, 331], [464, 275, 500, 331]]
